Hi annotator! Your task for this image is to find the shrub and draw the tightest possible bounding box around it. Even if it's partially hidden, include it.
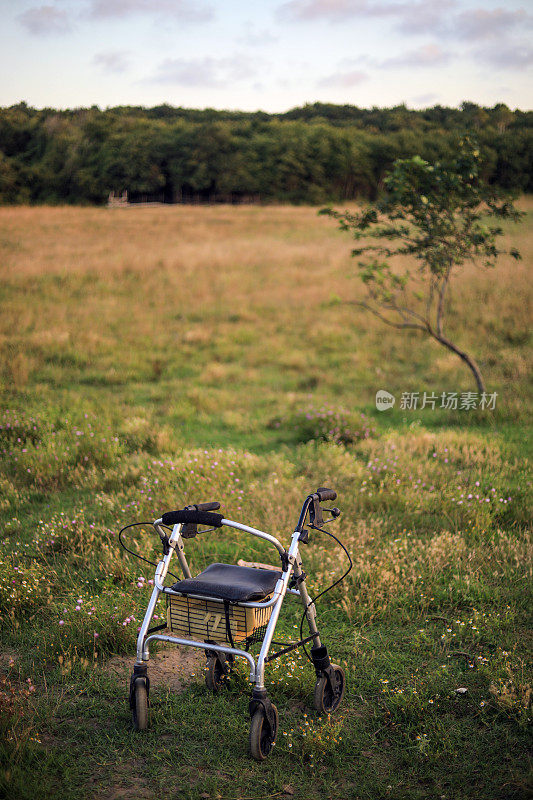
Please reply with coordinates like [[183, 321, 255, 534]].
[[273, 403, 376, 445]]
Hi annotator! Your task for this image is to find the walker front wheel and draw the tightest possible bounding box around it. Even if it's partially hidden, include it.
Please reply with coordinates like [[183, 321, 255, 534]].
[[313, 664, 345, 714], [249, 704, 278, 761], [205, 656, 229, 692], [132, 678, 149, 731]]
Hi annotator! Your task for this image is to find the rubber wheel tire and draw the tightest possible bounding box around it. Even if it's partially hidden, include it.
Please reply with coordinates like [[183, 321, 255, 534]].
[[205, 656, 228, 692], [132, 678, 149, 731], [313, 664, 345, 715], [249, 704, 278, 761]]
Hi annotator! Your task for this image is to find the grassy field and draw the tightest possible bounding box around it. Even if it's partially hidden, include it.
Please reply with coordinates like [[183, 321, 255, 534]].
[[0, 202, 531, 800]]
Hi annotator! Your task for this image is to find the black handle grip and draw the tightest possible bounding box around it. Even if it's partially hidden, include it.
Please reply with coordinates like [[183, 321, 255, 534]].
[[195, 501, 220, 512], [161, 510, 223, 528], [316, 487, 337, 502]]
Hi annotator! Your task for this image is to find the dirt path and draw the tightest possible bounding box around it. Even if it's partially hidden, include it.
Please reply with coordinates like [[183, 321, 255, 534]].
[[105, 644, 204, 692]]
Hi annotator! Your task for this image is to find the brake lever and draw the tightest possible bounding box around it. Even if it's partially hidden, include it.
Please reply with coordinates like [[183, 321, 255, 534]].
[[324, 507, 341, 521], [154, 522, 171, 554], [309, 497, 324, 528]]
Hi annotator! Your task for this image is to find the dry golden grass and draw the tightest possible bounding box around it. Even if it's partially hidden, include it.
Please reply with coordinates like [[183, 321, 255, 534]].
[[0, 200, 531, 416]]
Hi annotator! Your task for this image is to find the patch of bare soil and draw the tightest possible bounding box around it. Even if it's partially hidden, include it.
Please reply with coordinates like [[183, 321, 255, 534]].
[[104, 643, 204, 693], [89, 758, 155, 800]]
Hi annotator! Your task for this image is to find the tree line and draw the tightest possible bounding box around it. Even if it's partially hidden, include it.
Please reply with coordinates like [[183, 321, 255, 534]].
[[0, 101, 531, 205]]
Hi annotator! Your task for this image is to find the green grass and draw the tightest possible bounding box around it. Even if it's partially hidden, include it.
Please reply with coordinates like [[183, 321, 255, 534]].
[[0, 204, 532, 800]]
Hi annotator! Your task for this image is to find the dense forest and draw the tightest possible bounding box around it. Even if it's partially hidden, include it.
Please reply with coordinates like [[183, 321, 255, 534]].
[[0, 101, 531, 204]]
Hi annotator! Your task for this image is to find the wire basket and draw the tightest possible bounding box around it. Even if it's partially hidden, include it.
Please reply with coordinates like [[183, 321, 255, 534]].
[[167, 593, 272, 647]]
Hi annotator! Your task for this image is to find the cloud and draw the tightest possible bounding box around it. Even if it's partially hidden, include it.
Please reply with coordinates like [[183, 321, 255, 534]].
[[280, 0, 377, 22], [277, 0, 529, 44], [381, 44, 450, 68], [317, 68, 368, 87], [237, 23, 277, 47], [147, 55, 257, 87], [93, 51, 131, 73], [394, 1, 456, 35], [395, 5, 533, 39], [323, 44, 449, 79], [87, 0, 212, 22], [473, 41, 533, 69], [279, 0, 455, 27], [279, 1, 531, 74], [18, 5, 71, 35], [454, 8, 533, 41]]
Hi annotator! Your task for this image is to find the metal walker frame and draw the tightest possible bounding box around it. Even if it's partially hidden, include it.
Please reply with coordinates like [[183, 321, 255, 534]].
[[129, 488, 346, 759]]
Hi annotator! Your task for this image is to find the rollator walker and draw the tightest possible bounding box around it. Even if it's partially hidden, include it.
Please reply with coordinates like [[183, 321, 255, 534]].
[[126, 487, 347, 760]]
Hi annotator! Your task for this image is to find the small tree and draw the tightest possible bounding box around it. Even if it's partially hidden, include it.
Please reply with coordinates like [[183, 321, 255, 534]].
[[322, 138, 522, 394]]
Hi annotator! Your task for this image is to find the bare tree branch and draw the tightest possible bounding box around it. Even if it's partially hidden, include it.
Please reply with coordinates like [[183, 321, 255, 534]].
[[346, 301, 428, 332], [383, 301, 431, 331]]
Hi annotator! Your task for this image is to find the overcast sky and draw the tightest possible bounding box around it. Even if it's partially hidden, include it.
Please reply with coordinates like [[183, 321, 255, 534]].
[[1, 0, 532, 111]]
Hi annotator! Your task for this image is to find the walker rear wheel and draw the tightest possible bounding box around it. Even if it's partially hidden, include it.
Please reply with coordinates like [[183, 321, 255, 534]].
[[205, 656, 229, 692], [249, 704, 278, 761], [313, 664, 345, 714], [131, 678, 149, 731]]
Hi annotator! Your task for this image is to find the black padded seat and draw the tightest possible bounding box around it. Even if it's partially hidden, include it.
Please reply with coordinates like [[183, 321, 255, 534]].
[[170, 562, 282, 603]]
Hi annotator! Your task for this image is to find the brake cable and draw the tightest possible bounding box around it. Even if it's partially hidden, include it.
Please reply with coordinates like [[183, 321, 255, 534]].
[[298, 524, 353, 663], [118, 521, 181, 581], [268, 520, 352, 660]]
